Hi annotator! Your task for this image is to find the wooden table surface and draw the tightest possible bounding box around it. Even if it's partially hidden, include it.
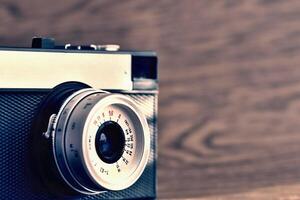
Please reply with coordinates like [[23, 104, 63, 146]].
[[2, 0, 300, 199]]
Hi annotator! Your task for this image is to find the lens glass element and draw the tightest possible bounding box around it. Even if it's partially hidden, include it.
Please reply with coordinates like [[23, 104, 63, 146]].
[[95, 121, 125, 164]]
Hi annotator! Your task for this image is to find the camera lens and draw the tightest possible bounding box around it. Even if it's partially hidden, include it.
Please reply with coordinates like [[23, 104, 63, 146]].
[[95, 121, 125, 164], [51, 90, 150, 194]]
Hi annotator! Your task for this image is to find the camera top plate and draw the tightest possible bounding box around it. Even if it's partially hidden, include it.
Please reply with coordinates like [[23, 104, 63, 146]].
[[0, 37, 157, 91]]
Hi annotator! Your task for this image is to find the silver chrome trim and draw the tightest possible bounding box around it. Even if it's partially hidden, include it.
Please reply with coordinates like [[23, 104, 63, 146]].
[[0, 50, 132, 90]]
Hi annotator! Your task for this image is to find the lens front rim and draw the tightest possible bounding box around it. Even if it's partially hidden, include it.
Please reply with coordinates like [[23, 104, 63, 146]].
[[81, 94, 150, 191]]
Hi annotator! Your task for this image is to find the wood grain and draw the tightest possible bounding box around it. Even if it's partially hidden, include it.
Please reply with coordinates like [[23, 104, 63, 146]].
[[2, 0, 300, 199]]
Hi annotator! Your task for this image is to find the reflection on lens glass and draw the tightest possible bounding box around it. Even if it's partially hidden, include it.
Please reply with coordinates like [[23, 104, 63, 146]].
[[95, 121, 125, 164]]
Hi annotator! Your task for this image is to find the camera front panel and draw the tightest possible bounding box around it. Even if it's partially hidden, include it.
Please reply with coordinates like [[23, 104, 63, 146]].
[[0, 90, 157, 200]]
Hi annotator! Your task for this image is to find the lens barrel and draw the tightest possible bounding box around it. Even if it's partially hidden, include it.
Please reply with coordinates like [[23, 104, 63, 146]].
[[50, 89, 150, 194]]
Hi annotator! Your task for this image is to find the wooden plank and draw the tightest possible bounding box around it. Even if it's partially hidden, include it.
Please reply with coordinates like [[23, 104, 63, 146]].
[[2, 0, 300, 199]]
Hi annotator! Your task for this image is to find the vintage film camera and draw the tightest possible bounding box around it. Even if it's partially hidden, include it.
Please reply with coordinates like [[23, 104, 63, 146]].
[[0, 38, 157, 200]]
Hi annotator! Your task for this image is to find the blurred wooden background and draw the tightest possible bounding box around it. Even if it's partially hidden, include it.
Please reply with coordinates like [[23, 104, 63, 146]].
[[3, 0, 300, 199]]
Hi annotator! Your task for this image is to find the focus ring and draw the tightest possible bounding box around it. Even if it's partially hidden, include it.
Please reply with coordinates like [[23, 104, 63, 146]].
[[53, 89, 102, 194]]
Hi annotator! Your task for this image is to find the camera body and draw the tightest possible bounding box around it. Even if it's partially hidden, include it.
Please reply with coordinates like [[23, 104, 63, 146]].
[[0, 38, 157, 200]]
